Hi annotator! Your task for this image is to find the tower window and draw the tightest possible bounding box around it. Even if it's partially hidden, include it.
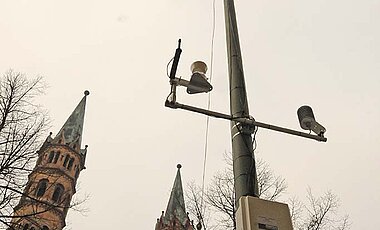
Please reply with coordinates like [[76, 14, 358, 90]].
[[48, 151, 54, 163], [36, 179, 48, 197], [53, 151, 61, 163], [67, 158, 74, 170], [52, 184, 64, 203], [63, 155, 69, 167], [42, 226, 50, 230]]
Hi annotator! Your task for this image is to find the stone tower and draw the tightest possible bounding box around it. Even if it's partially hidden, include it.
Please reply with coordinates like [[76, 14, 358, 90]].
[[155, 164, 195, 230], [10, 91, 90, 230]]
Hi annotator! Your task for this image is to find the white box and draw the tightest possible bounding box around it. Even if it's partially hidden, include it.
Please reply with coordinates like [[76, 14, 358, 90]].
[[236, 196, 293, 230]]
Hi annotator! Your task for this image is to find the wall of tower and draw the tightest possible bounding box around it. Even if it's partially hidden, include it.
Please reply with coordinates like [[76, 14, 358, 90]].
[[11, 206, 64, 230], [11, 144, 84, 230], [155, 214, 194, 230], [9, 92, 89, 230], [37, 144, 84, 181]]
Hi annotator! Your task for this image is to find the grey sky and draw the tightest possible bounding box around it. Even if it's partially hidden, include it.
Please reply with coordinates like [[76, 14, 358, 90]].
[[0, 0, 379, 229]]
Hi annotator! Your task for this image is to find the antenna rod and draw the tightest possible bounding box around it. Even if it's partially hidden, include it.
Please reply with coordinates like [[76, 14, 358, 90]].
[[169, 39, 182, 79]]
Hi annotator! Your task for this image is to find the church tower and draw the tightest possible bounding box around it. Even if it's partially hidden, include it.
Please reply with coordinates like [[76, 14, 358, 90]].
[[155, 164, 196, 230], [10, 91, 90, 230]]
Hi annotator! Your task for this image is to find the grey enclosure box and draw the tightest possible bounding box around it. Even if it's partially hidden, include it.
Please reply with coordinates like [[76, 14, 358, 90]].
[[236, 196, 293, 230]]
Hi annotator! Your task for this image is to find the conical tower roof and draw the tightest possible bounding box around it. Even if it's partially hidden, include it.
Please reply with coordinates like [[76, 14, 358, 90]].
[[52, 90, 89, 151], [164, 164, 188, 227]]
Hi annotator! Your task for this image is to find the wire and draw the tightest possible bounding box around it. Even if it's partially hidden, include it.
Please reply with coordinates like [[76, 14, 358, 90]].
[[200, 0, 217, 227], [234, 122, 260, 196], [252, 126, 258, 151], [166, 57, 174, 78]]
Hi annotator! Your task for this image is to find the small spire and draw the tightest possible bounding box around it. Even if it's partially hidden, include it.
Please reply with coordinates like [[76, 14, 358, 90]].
[[163, 164, 188, 227], [41, 132, 53, 149], [52, 91, 89, 151]]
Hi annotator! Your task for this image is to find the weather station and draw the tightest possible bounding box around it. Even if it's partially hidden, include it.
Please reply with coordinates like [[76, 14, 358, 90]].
[[164, 1, 327, 230]]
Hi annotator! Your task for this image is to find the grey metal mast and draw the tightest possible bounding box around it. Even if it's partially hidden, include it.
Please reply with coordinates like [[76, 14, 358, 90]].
[[224, 0, 259, 204]]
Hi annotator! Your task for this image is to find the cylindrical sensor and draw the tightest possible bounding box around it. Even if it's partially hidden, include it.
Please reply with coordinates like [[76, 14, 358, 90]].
[[191, 61, 208, 75], [297, 105, 315, 130]]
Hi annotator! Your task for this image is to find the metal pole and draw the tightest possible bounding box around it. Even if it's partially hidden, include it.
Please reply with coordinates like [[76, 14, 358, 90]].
[[224, 0, 259, 206]]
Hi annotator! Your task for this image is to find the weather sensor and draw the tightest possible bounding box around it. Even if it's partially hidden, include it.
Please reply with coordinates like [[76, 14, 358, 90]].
[[297, 105, 326, 136]]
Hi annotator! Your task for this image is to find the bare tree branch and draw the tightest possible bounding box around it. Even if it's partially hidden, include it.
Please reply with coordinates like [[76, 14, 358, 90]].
[[0, 70, 88, 229], [187, 155, 350, 230], [0, 70, 49, 228], [289, 188, 350, 230], [186, 156, 287, 230]]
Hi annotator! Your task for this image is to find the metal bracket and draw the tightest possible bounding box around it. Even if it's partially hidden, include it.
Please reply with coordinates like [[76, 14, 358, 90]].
[[235, 119, 256, 135]]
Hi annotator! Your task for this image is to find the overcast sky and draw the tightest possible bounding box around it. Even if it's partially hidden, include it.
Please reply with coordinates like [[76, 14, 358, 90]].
[[0, 0, 379, 229]]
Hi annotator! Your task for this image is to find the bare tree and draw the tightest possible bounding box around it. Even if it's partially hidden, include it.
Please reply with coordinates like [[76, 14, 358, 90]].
[[292, 188, 350, 230], [257, 159, 287, 201], [0, 70, 48, 227], [186, 158, 349, 230], [186, 157, 287, 230], [186, 182, 211, 230], [205, 169, 235, 230], [0, 70, 89, 229]]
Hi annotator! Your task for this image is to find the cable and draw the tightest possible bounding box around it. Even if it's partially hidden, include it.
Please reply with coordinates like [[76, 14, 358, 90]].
[[166, 57, 174, 78], [199, 0, 217, 227], [252, 126, 258, 151]]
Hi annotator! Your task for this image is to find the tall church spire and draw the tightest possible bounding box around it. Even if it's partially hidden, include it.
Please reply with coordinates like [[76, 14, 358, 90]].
[[164, 164, 187, 226], [10, 91, 90, 230], [155, 164, 194, 230], [52, 90, 89, 151]]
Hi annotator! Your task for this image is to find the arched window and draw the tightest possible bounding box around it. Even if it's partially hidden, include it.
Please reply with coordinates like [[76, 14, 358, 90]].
[[42, 226, 50, 230], [23, 223, 29, 230], [52, 184, 64, 203], [36, 179, 48, 197], [67, 158, 74, 170], [53, 151, 60, 163], [48, 151, 54, 163], [63, 155, 69, 167]]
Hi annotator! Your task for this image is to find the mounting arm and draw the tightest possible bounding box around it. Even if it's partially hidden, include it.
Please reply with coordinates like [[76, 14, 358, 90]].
[[165, 100, 327, 142]]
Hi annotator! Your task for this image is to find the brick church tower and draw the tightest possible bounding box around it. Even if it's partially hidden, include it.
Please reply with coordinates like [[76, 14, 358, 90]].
[[10, 91, 90, 230], [155, 164, 198, 230]]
